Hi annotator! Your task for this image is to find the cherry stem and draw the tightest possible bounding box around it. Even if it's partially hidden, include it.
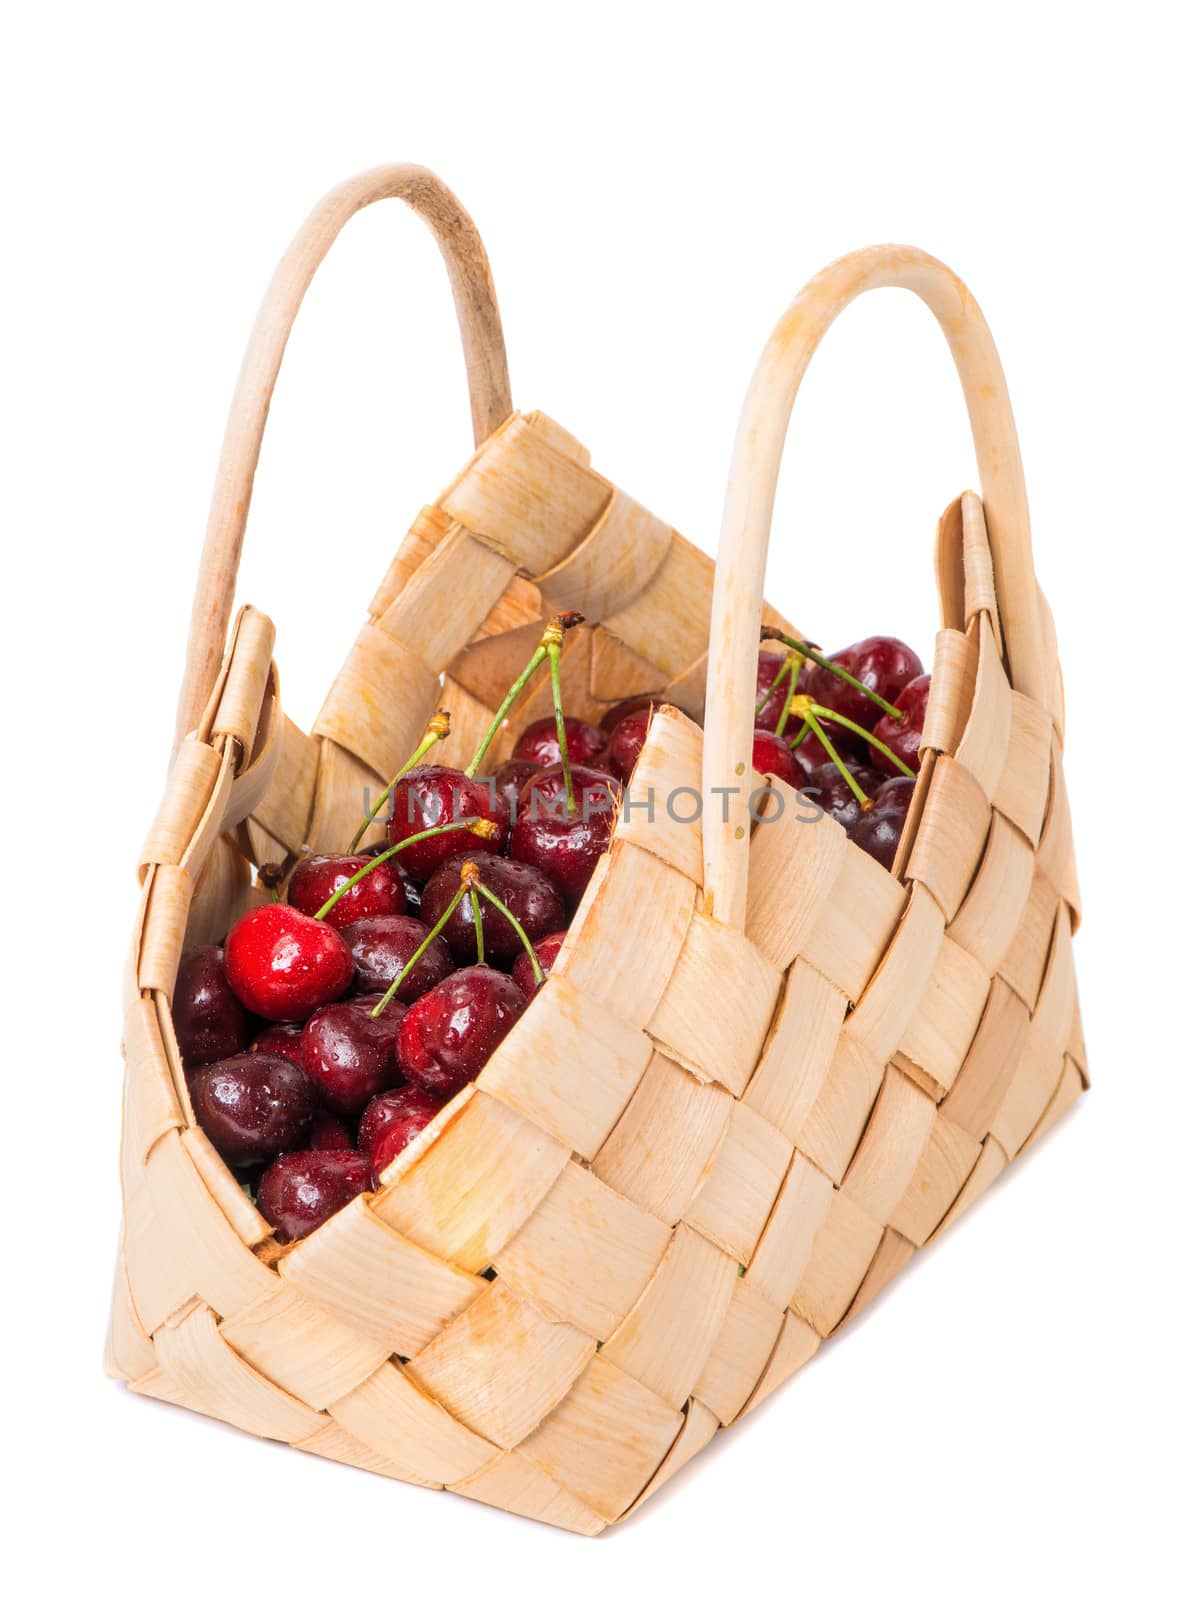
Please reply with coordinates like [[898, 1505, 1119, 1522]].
[[464, 611, 585, 779], [470, 889, 485, 965], [349, 712, 451, 852], [473, 879, 545, 987], [802, 711, 871, 808], [755, 648, 802, 716], [547, 640, 577, 819], [312, 818, 495, 921], [808, 703, 916, 779], [761, 626, 903, 720], [772, 654, 803, 739], [370, 879, 467, 1017]]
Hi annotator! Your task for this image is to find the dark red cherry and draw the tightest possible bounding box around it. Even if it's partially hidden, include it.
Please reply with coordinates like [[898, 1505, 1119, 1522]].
[[791, 724, 866, 774], [753, 651, 806, 738], [420, 855, 564, 965], [847, 776, 917, 870], [804, 761, 884, 830], [387, 764, 506, 879], [288, 852, 407, 929], [307, 1109, 356, 1151], [751, 729, 806, 787], [607, 708, 652, 782], [358, 1082, 442, 1158], [224, 904, 353, 1022], [870, 674, 930, 774], [369, 1094, 442, 1182], [510, 764, 621, 902], [512, 715, 608, 770], [256, 1149, 370, 1242], [250, 1023, 304, 1066], [808, 636, 923, 729], [172, 945, 251, 1067], [511, 930, 566, 1000], [485, 759, 542, 827], [599, 695, 661, 735], [189, 1053, 315, 1167], [342, 914, 455, 1002], [301, 994, 406, 1116], [396, 966, 527, 1099]]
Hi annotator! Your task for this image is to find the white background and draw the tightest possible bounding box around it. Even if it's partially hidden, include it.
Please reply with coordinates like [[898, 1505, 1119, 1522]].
[[4, 4, 1177, 1595]]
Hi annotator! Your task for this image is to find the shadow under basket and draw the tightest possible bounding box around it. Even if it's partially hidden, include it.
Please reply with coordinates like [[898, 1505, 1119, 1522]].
[[107, 165, 1087, 1534]]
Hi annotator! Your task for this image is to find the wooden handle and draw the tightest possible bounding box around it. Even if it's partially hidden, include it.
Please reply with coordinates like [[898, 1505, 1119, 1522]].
[[173, 162, 512, 756], [701, 245, 1046, 929]]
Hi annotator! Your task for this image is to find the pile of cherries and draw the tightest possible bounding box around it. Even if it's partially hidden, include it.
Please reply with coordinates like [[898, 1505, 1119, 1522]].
[[174, 615, 927, 1244]]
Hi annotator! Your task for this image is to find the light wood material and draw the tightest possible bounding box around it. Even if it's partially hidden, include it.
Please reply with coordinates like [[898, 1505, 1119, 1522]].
[[110, 176, 1087, 1535]]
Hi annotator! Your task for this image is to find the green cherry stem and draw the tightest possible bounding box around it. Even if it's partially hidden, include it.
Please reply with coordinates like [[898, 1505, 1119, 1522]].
[[802, 711, 872, 808], [348, 712, 451, 852], [761, 625, 903, 721], [313, 818, 496, 922], [470, 888, 485, 965], [464, 611, 585, 780], [547, 636, 577, 819], [473, 878, 545, 987], [370, 878, 468, 1017], [807, 703, 916, 779], [772, 654, 804, 739]]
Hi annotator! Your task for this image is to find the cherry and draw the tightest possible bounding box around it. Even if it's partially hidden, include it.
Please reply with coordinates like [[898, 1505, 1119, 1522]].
[[225, 904, 353, 1022], [805, 760, 884, 830], [256, 1149, 370, 1242], [791, 725, 865, 774], [485, 759, 541, 826], [387, 764, 507, 879], [342, 914, 455, 1002], [512, 715, 607, 770], [396, 966, 527, 1099], [510, 764, 621, 902], [172, 945, 251, 1067], [847, 776, 917, 870], [607, 708, 652, 782], [287, 852, 407, 929], [301, 993, 406, 1116], [870, 674, 930, 774], [307, 1109, 356, 1151], [369, 1094, 443, 1182], [600, 695, 662, 735], [358, 1082, 442, 1158], [511, 929, 566, 999], [809, 636, 922, 729], [420, 854, 564, 965], [250, 1023, 305, 1066], [751, 729, 806, 787], [189, 1053, 315, 1167], [753, 651, 806, 738], [360, 846, 422, 915]]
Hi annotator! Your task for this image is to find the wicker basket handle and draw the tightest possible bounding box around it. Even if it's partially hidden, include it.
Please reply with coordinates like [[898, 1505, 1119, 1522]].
[[701, 245, 1046, 928], [173, 163, 512, 756]]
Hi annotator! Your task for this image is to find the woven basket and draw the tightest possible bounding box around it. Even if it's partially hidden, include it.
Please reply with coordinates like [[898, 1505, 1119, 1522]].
[[106, 164, 1087, 1534]]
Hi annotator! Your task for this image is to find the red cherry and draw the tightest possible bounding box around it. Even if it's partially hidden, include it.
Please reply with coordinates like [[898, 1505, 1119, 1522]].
[[358, 1082, 442, 1162], [369, 1097, 442, 1182], [869, 674, 930, 774], [342, 914, 455, 1002], [287, 852, 407, 929], [847, 776, 917, 869], [606, 709, 652, 782], [172, 945, 251, 1067], [751, 729, 806, 787], [511, 930, 566, 1000], [599, 695, 662, 735], [396, 966, 527, 1099], [753, 651, 806, 738], [387, 764, 506, 879], [485, 759, 542, 827], [225, 904, 353, 1023], [249, 1023, 304, 1066], [512, 715, 607, 769], [807, 636, 923, 729], [510, 765, 621, 902], [301, 994, 406, 1116], [307, 1109, 356, 1151], [420, 855, 564, 965], [256, 1149, 370, 1242], [189, 1053, 315, 1167], [803, 760, 884, 830]]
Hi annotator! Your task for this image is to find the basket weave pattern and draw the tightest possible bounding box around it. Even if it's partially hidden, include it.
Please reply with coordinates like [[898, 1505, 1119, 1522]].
[[108, 410, 1085, 1534], [106, 168, 1086, 1534]]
